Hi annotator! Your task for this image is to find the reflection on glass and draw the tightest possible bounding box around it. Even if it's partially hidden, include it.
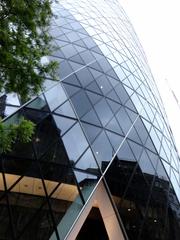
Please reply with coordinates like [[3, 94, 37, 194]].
[[63, 123, 88, 162]]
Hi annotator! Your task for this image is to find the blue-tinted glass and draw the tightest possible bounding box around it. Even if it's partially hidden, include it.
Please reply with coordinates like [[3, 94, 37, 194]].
[[71, 90, 92, 118], [94, 98, 113, 126], [116, 107, 132, 134], [76, 68, 94, 87], [45, 84, 67, 111], [92, 131, 113, 168], [75, 148, 99, 171], [63, 123, 88, 161]]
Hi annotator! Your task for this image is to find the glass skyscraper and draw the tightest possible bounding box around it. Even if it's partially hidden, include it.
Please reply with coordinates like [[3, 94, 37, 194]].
[[0, 0, 180, 239]]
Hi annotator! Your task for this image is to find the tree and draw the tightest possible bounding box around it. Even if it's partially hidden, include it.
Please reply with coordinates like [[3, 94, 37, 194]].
[[0, 118, 35, 154], [0, 0, 58, 153], [0, 0, 58, 101]]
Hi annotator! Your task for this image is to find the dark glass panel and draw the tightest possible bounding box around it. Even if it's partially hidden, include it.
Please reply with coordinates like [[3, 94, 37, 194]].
[[74, 40, 87, 48], [53, 115, 76, 135], [107, 99, 121, 114], [69, 61, 84, 71], [106, 130, 124, 152], [75, 148, 99, 173], [86, 91, 102, 105], [134, 118, 148, 144], [107, 89, 121, 103], [128, 126, 142, 144], [62, 123, 89, 162], [86, 81, 102, 94], [62, 83, 80, 97], [105, 159, 151, 240], [13, 200, 54, 240], [70, 54, 85, 65], [82, 109, 102, 127], [80, 50, 94, 64], [82, 122, 102, 144], [106, 117, 123, 135], [92, 131, 113, 169], [66, 31, 80, 42], [76, 68, 94, 87], [114, 83, 129, 104], [0, 197, 12, 239], [83, 37, 97, 48], [96, 75, 112, 95], [61, 44, 77, 58], [71, 90, 92, 118], [98, 58, 112, 73], [89, 68, 102, 79], [44, 84, 67, 111], [117, 140, 135, 162], [138, 150, 155, 176], [55, 100, 76, 118], [63, 73, 81, 87], [128, 140, 143, 161], [116, 107, 132, 135], [90, 61, 103, 72], [94, 98, 113, 127]]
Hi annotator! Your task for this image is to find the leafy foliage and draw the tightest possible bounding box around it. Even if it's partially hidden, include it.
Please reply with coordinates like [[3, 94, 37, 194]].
[[0, 1, 56, 153], [0, 118, 35, 153], [0, 0, 58, 101]]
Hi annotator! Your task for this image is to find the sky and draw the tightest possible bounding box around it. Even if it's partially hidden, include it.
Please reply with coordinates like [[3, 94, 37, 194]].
[[120, 0, 180, 151]]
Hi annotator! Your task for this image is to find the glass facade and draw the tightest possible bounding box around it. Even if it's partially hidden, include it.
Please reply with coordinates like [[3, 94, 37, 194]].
[[0, 0, 180, 239]]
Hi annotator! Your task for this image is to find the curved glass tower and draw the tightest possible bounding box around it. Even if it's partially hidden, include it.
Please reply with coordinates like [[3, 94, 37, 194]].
[[1, 0, 180, 239]]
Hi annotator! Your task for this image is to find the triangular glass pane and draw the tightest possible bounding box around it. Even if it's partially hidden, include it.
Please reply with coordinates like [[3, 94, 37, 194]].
[[91, 46, 103, 54], [76, 68, 94, 87], [70, 54, 85, 65], [107, 90, 120, 103], [63, 74, 81, 87], [86, 81, 102, 94], [128, 140, 143, 161], [107, 99, 121, 114], [106, 131, 124, 152], [74, 40, 87, 48], [69, 61, 83, 71], [75, 149, 99, 172], [55, 101, 76, 118], [106, 117, 123, 135], [138, 150, 155, 176], [146, 150, 159, 170], [53, 115, 76, 135], [126, 108, 138, 123], [107, 69, 118, 79], [114, 83, 129, 104], [82, 109, 102, 127], [82, 123, 102, 144], [62, 83, 80, 97], [90, 62, 103, 72], [128, 126, 142, 144], [89, 68, 103, 79], [117, 140, 135, 162], [125, 99, 137, 112], [107, 76, 119, 88], [86, 91, 102, 105], [145, 136, 157, 153]]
